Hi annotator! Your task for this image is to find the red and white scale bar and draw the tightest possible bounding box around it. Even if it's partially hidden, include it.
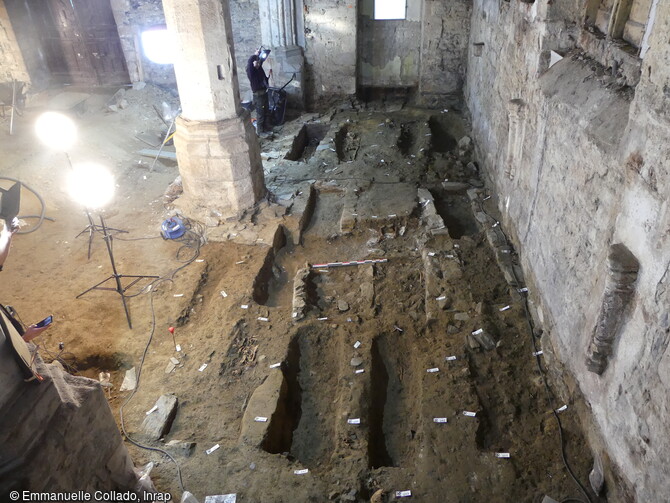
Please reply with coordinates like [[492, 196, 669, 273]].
[[311, 258, 389, 269]]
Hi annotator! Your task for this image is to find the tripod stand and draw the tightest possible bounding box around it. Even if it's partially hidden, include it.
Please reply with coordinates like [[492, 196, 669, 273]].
[[76, 213, 158, 328], [76, 209, 127, 259]]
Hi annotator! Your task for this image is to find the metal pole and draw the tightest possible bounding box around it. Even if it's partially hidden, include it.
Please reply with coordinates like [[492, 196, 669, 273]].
[[9, 80, 16, 136]]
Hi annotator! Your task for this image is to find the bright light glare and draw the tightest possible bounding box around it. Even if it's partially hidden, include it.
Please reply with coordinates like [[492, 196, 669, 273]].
[[35, 112, 77, 151], [374, 0, 406, 20], [67, 163, 115, 209], [141, 29, 174, 65]]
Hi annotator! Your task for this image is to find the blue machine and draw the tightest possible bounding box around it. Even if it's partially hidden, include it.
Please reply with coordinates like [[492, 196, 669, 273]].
[[161, 217, 186, 239]]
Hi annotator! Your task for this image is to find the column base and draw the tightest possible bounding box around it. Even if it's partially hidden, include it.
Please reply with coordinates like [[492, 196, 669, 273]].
[[173, 113, 266, 222]]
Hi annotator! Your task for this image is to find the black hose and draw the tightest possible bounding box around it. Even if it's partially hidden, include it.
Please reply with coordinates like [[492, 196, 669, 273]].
[[0, 176, 48, 234]]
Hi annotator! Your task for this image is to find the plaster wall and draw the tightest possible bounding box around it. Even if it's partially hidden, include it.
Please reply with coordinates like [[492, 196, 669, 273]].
[[466, 0, 670, 500], [2, 0, 47, 89]]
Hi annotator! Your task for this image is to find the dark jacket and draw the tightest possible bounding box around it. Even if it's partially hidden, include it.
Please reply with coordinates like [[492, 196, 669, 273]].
[[246, 55, 268, 93]]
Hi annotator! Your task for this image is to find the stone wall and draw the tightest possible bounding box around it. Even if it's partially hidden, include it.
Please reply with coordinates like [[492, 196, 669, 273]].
[[418, 0, 471, 107], [0, 333, 136, 492], [302, 0, 357, 109], [357, 0, 422, 88], [465, 0, 670, 500], [110, 0, 177, 90], [231, 0, 262, 102], [0, 1, 29, 85]]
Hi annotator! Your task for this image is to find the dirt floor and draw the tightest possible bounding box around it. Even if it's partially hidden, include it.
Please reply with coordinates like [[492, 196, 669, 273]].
[[0, 86, 599, 502]]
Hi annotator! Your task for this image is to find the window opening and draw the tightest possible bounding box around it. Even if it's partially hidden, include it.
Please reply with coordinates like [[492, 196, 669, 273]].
[[374, 0, 406, 20]]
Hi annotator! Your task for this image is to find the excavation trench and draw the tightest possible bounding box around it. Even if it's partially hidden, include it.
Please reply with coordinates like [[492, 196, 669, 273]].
[[285, 124, 330, 162], [432, 191, 479, 239], [368, 337, 394, 468]]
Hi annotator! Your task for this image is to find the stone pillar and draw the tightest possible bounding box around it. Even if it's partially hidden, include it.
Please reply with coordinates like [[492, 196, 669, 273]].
[[259, 0, 305, 110], [505, 99, 526, 180], [162, 0, 265, 221], [586, 244, 640, 375]]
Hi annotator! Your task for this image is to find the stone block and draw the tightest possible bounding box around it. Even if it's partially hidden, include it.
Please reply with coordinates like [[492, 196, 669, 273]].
[[141, 394, 178, 440]]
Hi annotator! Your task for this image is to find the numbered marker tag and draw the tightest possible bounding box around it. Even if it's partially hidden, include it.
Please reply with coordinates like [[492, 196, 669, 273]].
[[395, 490, 412, 498], [428, 252, 436, 257], [495, 452, 511, 459], [198, 363, 208, 372], [206, 444, 220, 455], [254, 417, 268, 422], [294, 469, 309, 475], [499, 305, 511, 312], [353, 341, 361, 349], [533, 350, 543, 357], [436, 295, 446, 301], [355, 369, 365, 374], [317, 317, 329, 321], [427, 368, 440, 373], [472, 328, 483, 335], [433, 417, 448, 423], [518, 287, 529, 293], [175, 344, 181, 352], [347, 418, 361, 425], [445, 356, 457, 361], [463, 411, 477, 417], [173, 294, 184, 298], [241, 304, 249, 309], [269, 362, 282, 369], [258, 317, 269, 322], [556, 405, 568, 414]]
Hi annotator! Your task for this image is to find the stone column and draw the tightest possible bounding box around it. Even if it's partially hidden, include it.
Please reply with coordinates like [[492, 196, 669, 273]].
[[258, 0, 305, 110], [162, 0, 265, 221]]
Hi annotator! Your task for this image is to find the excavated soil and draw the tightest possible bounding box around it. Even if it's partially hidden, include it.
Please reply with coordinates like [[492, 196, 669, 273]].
[[0, 86, 598, 503]]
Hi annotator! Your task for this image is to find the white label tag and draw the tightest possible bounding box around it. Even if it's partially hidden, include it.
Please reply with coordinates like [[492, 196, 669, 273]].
[[353, 341, 361, 349], [317, 317, 328, 321], [556, 405, 568, 413], [241, 304, 249, 309], [394, 325, 404, 332], [195, 259, 204, 262], [206, 444, 220, 455], [220, 290, 228, 298], [495, 452, 511, 458], [235, 260, 245, 264], [355, 369, 365, 374], [269, 362, 282, 369], [463, 411, 477, 417], [533, 350, 543, 356], [347, 418, 361, 425], [257, 317, 269, 322], [175, 344, 181, 352], [472, 328, 483, 335], [433, 417, 448, 423], [427, 367, 440, 373], [145, 405, 158, 416], [445, 355, 457, 361], [428, 252, 436, 257], [198, 364, 208, 372], [173, 294, 184, 297], [395, 491, 412, 497], [499, 305, 511, 311], [518, 287, 529, 293], [254, 417, 268, 422], [436, 296, 446, 301], [294, 469, 309, 475]]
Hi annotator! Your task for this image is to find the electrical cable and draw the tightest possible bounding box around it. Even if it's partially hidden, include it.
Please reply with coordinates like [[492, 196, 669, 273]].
[[119, 280, 185, 493], [0, 176, 48, 233], [473, 195, 594, 503]]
